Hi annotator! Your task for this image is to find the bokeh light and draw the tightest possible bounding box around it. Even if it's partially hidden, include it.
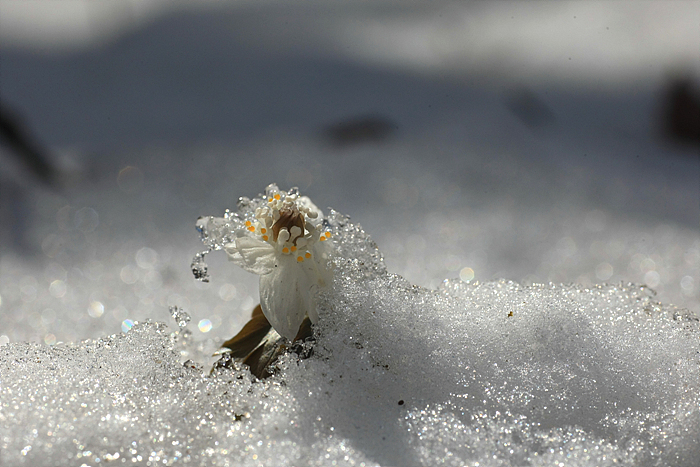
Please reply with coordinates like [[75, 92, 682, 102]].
[[88, 301, 105, 318], [198, 319, 213, 333], [49, 280, 67, 298], [117, 166, 144, 194], [218, 284, 238, 301], [595, 262, 613, 281], [459, 267, 475, 282], [121, 319, 134, 333]]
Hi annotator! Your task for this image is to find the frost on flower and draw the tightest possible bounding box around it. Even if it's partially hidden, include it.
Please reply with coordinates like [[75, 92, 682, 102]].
[[194, 184, 333, 341]]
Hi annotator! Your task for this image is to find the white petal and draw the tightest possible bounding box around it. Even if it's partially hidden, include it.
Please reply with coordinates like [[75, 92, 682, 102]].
[[259, 258, 312, 340], [311, 242, 333, 288], [298, 255, 332, 325], [225, 236, 276, 275], [306, 287, 320, 324]]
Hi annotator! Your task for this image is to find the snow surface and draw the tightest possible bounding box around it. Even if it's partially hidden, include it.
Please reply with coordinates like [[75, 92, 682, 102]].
[[2, 202, 699, 466], [1, 1, 699, 465]]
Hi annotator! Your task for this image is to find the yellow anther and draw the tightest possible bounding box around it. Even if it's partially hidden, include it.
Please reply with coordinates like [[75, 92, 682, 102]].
[[262, 235, 269, 241], [245, 220, 252, 227], [305, 252, 312, 259], [282, 247, 290, 254], [260, 228, 267, 234], [247, 226, 255, 232], [297, 256, 304, 262], [268, 198, 273, 202], [319, 236, 326, 242], [274, 194, 281, 200], [291, 246, 297, 252], [325, 232, 331, 238]]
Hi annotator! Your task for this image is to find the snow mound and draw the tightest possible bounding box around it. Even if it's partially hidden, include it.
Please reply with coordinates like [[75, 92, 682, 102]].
[[1, 204, 698, 466]]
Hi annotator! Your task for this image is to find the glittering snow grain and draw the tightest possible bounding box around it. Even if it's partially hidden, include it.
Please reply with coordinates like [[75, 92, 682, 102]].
[[2, 208, 698, 466]]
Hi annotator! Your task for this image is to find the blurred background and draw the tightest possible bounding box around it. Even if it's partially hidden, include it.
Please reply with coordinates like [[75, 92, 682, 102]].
[[1, 0, 698, 347]]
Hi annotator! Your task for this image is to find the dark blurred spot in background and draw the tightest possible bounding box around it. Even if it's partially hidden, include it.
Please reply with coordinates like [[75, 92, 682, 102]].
[[661, 76, 700, 147], [505, 88, 556, 130], [0, 100, 58, 187], [322, 114, 396, 147]]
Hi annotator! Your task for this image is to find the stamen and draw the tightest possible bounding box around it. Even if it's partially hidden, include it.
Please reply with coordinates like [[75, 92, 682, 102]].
[[260, 228, 267, 234], [291, 246, 297, 252], [325, 232, 331, 239], [272, 206, 305, 242], [282, 247, 290, 254], [247, 226, 255, 232], [297, 256, 304, 262], [262, 235, 269, 241], [245, 221, 252, 227], [305, 252, 312, 259], [274, 194, 281, 200], [277, 229, 290, 245], [289, 225, 302, 241]]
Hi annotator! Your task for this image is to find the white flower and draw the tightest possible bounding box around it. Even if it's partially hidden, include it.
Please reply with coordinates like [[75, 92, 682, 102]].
[[223, 184, 333, 340]]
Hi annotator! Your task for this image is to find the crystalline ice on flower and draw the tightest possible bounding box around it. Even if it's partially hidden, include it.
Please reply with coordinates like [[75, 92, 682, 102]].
[[169, 305, 191, 329], [190, 251, 210, 282]]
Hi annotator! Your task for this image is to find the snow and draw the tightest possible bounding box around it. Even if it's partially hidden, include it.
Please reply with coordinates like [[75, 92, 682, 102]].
[[2, 204, 699, 465], [1, 1, 699, 466]]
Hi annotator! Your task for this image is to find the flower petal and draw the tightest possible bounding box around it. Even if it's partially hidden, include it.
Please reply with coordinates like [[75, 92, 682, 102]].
[[305, 286, 320, 324], [259, 258, 312, 340], [225, 236, 276, 275]]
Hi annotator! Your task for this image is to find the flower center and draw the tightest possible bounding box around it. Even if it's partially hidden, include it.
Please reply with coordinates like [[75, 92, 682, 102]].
[[272, 205, 305, 243], [243, 187, 332, 263]]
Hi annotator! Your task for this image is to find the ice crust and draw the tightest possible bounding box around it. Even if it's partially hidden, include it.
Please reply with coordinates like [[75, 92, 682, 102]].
[[2, 203, 699, 466]]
